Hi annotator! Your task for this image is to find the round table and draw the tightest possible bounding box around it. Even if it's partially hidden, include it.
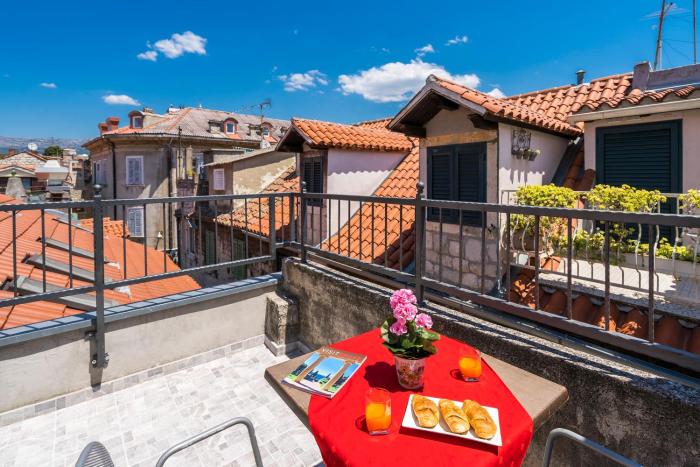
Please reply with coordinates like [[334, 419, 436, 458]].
[[308, 329, 533, 467]]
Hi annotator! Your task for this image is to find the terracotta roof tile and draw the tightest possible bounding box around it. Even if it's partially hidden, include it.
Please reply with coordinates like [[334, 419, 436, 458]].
[[0, 197, 198, 330], [80, 217, 130, 238], [291, 118, 412, 152], [577, 85, 700, 112], [354, 117, 393, 130]]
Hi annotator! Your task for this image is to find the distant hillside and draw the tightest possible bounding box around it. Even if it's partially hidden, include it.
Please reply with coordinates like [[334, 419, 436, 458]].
[[0, 135, 87, 153]]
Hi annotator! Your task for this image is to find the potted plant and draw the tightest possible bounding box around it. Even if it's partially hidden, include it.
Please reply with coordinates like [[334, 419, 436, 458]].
[[381, 289, 439, 389]]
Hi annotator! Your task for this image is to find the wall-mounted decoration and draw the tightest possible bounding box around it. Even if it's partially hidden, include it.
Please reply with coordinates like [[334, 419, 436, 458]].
[[511, 128, 540, 161]]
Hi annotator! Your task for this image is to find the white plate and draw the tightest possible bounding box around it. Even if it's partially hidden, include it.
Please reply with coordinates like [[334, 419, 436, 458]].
[[401, 394, 502, 447]]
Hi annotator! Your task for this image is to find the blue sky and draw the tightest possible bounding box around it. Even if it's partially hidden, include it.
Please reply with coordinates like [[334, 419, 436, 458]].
[[1, 0, 698, 139]]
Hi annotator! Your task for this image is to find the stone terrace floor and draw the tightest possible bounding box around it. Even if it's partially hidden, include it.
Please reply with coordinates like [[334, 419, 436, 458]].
[[0, 346, 322, 467]]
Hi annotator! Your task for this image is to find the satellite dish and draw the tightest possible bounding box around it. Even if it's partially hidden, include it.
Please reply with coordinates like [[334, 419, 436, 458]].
[[27, 142, 38, 151]]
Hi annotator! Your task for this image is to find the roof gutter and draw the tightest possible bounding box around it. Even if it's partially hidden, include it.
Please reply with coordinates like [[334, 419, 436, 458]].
[[569, 97, 700, 123]]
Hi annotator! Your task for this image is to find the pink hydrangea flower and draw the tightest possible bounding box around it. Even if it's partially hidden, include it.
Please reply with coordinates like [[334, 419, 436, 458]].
[[415, 313, 433, 329], [393, 302, 417, 322], [389, 319, 408, 336], [390, 289, 417, 310]]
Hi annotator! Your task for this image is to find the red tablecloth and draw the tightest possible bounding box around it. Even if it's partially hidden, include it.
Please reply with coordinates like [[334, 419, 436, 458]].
[[308, 329, 533, 467]]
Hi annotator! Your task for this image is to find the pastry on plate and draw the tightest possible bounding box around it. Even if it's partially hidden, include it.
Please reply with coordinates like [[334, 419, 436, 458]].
[[411, 395, 439, 428], [462, 400, 497, 439], [438, 399, 470, 434]]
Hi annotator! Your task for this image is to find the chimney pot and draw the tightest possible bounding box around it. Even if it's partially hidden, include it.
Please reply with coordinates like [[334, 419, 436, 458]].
[[576, 69, 586, 85], [98, 122, 109, 135], [7, 148, 16, 156]]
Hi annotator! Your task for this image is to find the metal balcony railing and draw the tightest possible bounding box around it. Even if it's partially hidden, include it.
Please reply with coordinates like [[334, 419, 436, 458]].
[[1, 183, 699, 377]]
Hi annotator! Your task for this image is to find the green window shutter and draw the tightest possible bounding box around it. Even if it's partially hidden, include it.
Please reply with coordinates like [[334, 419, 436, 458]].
[[427, 147, 455, 222], [457, 144, 486, 226], [596, 120, 682, 240], [303, 157, 323, 206]]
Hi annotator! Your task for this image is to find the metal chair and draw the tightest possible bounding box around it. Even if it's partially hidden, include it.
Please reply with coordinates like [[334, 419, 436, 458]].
[[74, 417, 263, 467], [542, 428, 642, 467], [74, 441, 116, 467]]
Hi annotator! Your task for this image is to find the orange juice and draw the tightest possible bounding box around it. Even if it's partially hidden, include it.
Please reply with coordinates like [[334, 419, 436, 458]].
[[365, 402, 391, 433], [365, 388, 391, 435], [458, 347, 482, 381], [459, 356, 482, 380]]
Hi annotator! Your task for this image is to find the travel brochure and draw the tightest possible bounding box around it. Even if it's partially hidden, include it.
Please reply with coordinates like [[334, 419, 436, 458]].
[[283, 346, 367, 398]]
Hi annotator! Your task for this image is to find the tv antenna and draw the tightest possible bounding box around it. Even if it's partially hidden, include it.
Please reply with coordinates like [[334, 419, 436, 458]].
[[654, 1, 674, 70]]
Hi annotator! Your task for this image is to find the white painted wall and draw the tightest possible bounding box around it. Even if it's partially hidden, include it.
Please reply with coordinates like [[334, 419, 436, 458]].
[[583, 109, 700, 192], [326, 148, 405, 234], [497, 123, 570, 203]]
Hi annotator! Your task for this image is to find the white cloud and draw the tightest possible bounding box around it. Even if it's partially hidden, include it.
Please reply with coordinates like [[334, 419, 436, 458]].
[[137, 50, 158, 61], [338, 59, 480, 103], [40, 82, 57, 89], [103, 94, 140, 106], [446, 35, 469, 46], [279, 70, 328, 92], [137, 31, 207, 61], [486, 88, 506, 98], [414, 44, 434, 57]]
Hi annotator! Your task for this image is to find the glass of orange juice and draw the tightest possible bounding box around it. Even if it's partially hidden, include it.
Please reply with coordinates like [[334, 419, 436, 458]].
[[458, 347, 482, 382], [365, 388, 391, 435]]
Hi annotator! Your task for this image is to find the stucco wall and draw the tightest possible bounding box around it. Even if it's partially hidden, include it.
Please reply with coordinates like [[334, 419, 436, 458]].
[[0, 282, 277, 414], [326, 148, 405, 235], [281, 258, 700, 467], [497, 123, 569, 203], [583, 109, 700, 192]]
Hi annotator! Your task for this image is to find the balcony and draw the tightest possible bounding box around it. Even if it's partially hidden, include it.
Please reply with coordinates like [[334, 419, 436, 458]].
[[0, 188, 698, 466]]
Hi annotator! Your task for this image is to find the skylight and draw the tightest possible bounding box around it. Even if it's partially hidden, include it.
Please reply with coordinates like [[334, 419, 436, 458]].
[[14, 276, 119, 311], [25, 254, 113, 284]]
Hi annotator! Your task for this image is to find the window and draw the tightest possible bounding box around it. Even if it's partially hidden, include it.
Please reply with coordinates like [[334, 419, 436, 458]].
[[126, 207, 145, 237], [212, 168, 225, 191], [225, 121, 235, 133], [427, 143, 486, 225], [262, 125, 270, 137], [131, 116, 143, 128], [125, 156, 144, 185], [302, 156, 323, 206], [93, 160, 106, 184]]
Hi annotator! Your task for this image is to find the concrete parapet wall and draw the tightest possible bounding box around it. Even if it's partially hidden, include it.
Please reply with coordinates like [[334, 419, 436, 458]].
[[280, 258, 699, 467], [0, 279, 277, 414]]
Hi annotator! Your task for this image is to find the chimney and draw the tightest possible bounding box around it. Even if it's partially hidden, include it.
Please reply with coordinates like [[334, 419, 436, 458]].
[[98, 122, 109, 134], [107, 117, 120, 131], [576, 69, 586, 85], [7, 148, 16, 156], [142, 106, 153, 113]]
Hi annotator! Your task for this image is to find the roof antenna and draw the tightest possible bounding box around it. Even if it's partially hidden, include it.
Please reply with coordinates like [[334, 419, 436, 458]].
[[654, 0, 673, 70]]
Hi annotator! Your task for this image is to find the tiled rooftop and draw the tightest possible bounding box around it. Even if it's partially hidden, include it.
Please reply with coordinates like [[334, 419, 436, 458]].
[[0, 344, 322, 467], [575, 84, 700, 112], [86, 107, 289, 146], [289, 118, 413, 152], [0, 195, 198, 330]]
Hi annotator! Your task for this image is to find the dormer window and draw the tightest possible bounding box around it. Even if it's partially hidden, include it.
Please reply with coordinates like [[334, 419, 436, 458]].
[[225, 121, 236, 134], [209, 121, 222, 133], [262, 125, 270, 137], [131, 115, 143, 128]]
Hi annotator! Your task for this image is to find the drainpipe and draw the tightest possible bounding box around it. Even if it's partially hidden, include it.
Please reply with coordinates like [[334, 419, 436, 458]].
[[107, 137, 117, 219], [166, 137, 176, 256]]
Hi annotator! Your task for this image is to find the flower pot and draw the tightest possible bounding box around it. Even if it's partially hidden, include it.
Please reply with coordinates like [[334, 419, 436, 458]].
[[394, 355, 427, 389]]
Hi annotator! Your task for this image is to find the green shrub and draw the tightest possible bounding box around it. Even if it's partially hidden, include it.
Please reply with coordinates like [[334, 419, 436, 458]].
[[510, 185, 578, 243], [680, 189, 700, 215]]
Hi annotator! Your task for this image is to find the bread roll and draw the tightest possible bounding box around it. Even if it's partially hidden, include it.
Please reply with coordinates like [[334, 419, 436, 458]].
[[438, 399, 469, 434], [462, 400, 497, 439], [411, 395, 439, 428]]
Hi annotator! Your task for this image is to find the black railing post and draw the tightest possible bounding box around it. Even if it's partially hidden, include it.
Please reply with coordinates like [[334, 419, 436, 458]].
[[269, 195, 277, 264], [289, 193, 296, 243], [300, 181, 308, 263], [414, 182, 426, 303], [92, 184, 108, 368]]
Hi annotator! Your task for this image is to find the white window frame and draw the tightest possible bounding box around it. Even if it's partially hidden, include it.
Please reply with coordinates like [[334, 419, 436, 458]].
[[212, 168, 225, 191], [225, 121, 235, 133], [126, 206, 145, 238], [93, 159, 106, 184], [131, 116, 143, 128], [125, 155, 144, 186], [262, 125, 270, 137]]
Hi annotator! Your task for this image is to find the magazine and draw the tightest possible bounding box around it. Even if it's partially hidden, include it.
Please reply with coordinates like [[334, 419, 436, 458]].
[[283, 346, 366, 398]]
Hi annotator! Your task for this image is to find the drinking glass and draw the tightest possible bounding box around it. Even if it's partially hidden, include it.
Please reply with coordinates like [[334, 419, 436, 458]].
[[365, 387, 391, 435], [458, 347, 482, 382]]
